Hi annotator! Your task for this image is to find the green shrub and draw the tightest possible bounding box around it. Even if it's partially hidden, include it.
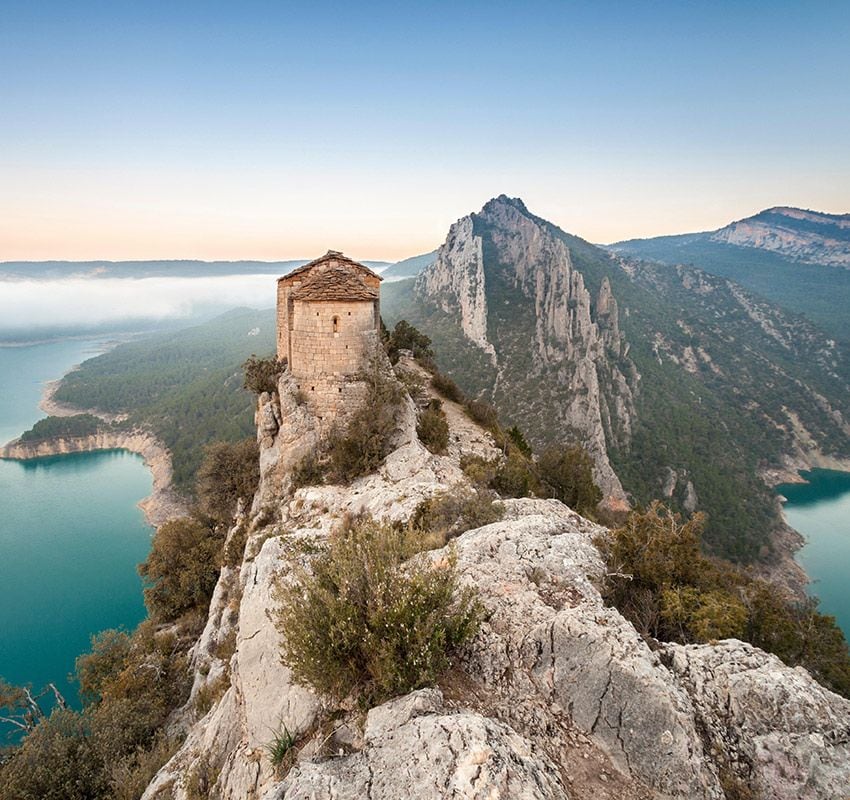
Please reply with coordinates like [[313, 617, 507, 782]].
[[506, 425, 532, 457], [326, 355, 402, 483], [266, 724, 297, 773], [537, 444, 602, 516], [460, 455, 498, 488], [492, 447, 541, 498], [75, 630, 132, 705], [195, 438, 259, 527], [0, 710, 109, 800], [386, 320, 434, 365], [598, 502, 850, 697], [417, 399, 449, 454], [139, 518, 223, 623], [464, 399, 499, 431], [411, 486, 504, 544], [431, 372, 465, 403], [243, 354, 285, 395], [275, 518, 481, 705]]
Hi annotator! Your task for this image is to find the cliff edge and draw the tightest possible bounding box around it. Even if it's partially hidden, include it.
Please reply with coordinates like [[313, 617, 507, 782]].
[[142, 357, 850, 800]]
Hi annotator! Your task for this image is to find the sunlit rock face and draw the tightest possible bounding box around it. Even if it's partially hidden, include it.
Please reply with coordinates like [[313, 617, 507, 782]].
[[144, 378, 850, 800], [415, 195, 636, 506], [710, 207, 850, 268]]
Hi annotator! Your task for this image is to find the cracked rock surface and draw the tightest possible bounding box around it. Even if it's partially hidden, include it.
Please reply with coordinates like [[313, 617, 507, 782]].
[[143, 369, 850, 800], [267, 689, 568, 800]]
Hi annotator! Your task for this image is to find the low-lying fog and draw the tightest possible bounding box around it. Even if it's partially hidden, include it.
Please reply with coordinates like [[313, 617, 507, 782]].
[[0, 274, 278, 341]]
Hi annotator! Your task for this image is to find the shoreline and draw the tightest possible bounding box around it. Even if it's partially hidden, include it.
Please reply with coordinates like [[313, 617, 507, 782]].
[[0, 431, 187, 529], [760, 457, 850, 601], [1, 374, 188, 528]]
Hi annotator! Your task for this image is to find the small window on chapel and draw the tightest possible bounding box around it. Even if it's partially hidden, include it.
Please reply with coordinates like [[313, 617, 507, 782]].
[[333, 316, 339, 333]]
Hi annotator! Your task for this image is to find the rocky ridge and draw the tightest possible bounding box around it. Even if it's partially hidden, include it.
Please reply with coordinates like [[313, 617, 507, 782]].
[[711, 207, 850, 268], [415, 196, 636, 507], [142, 357, 850, 800]]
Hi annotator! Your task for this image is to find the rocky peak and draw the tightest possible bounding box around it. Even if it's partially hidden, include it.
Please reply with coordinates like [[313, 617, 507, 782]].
[[415, 196, 635, 505], [710, 206, 850, 267]]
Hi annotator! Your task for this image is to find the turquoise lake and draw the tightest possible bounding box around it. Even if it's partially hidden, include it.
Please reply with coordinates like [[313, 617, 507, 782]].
[[778, 469, 850, 638], [0, 341, 153, 705]]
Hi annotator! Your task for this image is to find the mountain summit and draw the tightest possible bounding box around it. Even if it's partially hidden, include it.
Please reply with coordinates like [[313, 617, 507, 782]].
[[609, 207, 850, 343], [383, 196, 850, 563]]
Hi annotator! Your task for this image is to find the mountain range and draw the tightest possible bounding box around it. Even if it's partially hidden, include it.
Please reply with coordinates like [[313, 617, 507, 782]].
[[383, 196, 850, 563], [610, 206, 850, 343]]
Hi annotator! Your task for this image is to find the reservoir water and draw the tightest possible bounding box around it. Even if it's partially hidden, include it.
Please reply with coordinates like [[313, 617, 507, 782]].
[[0, 340, 153, 704], [779, 469, 850, 639]]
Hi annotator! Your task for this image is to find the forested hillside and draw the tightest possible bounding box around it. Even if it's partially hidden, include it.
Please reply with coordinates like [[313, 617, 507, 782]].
[[383, 197, 850, 563], [53, 308, 275, 491], [610, 211, 850, 344]]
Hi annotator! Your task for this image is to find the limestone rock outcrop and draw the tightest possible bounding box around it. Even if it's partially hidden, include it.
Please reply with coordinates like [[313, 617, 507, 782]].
[[143, 363, 850, 800], [711, 206, 850, 268], [414, 195, 637, 507]]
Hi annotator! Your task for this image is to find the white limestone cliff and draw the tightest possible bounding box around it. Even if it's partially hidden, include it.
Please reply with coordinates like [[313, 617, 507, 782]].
[[414, 196, 636, 508], [143, 363, 850, 800]]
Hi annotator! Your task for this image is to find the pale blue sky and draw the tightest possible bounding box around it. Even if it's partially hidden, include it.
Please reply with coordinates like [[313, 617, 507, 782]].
[[1, 1, 848, 259]]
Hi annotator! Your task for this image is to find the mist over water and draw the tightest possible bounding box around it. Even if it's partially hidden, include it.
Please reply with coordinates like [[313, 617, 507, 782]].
[[0, 274, 277, 338]]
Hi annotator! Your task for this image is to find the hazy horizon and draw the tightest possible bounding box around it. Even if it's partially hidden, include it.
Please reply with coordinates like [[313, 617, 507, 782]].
[[2, 2, 849, 261]]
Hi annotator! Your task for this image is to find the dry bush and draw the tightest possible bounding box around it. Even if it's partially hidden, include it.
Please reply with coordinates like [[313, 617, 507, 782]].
[[464, 398, 499, 431], [275, 518, 481, 706], [243, 354, 286, 395], [417, 399, 449, 454], [139, 517, 223, 623], [196, 438, 260, 528], [537, 444, 602, 516], [412, 486, 504, 545], [431, 371, 465, 403]]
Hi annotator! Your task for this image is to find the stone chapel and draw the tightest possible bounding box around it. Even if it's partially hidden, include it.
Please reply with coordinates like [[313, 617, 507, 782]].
[[276, 251, 382, 420]]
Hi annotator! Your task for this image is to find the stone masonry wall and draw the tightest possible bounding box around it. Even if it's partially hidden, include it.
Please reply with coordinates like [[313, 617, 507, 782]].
[[276, 281, 291, 361], [290, 298, 379, 422]]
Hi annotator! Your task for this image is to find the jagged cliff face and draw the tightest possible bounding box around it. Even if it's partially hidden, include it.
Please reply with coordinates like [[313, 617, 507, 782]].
[[384, 196, 850, 561], [415, 196, 636, 506], [142, 363, 850, 800], [710, 207, 850, 268]]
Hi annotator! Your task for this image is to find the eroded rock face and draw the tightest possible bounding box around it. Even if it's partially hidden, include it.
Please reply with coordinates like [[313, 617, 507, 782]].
[[449, 502, 722, 798], [144, 380, 850, 800], [413, 195, 636, 506], [710, 207, 850, 268], [418, 215, 496, 364], [268, 689, 569, 800], [666, 641, 850, 800]]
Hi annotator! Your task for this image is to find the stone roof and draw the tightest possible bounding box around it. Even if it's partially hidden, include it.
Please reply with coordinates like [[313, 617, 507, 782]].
[[291, 265, 379, 302], [278, 250, 383, 283]]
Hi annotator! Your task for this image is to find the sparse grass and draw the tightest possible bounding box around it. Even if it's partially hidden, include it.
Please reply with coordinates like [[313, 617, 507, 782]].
[[193, 673, 230, 718], [185, 756, 216, 800], [266, 724, 297, 774]]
